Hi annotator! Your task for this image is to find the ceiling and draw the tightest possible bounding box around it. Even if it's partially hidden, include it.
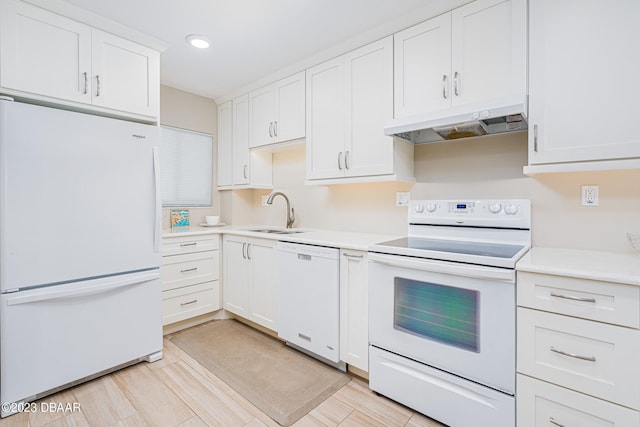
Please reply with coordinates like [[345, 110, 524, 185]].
[[58, 0, 467, 101]]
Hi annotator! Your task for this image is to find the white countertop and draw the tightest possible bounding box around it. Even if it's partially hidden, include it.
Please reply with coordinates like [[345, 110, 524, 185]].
[[162, 225, 399, 252], [517, 247, 640, 286]]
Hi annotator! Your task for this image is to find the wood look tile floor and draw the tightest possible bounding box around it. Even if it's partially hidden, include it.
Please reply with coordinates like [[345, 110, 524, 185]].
[[0, 337, 446, 427]]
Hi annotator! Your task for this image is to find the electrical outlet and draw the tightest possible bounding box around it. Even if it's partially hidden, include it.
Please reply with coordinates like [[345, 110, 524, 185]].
[[396, 192, 410, 207], [261, 195, 269, 206], [581, 185, 599, 206]]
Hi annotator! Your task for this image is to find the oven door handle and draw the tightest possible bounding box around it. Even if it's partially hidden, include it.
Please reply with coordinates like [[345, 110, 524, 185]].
[[368, 252, 515, 283]]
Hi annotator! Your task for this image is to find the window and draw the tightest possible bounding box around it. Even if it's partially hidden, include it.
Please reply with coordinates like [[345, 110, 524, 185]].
[[160, 126, 213, 207]]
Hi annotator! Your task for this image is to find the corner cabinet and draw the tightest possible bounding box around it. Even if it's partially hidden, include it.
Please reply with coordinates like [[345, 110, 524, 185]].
[[339, 250, 369, 373], [0, 0, 159, 121], [516, 266, 640, 426], [306, 36, 414, 184], [249, 71, 305, 148], [161, 234, 221, 326], [222, 235, 277, 331], [216, 95, 273, 190], [393, 0, 527, 119], [525, 0, 640, 173]]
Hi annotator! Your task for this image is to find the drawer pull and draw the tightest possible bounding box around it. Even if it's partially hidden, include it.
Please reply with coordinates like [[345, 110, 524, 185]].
[[550, 292, 596, 303], [298, 333, 311, 341], [180, 267, 198, 273], [180, 242, 197, 247], [342, 253, 364, 259], [549, 346, 596, 362], [549, 417, 565, 427], [180, 299, 198, 306]]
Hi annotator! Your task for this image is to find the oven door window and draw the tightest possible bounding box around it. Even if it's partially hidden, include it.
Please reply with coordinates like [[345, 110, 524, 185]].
[[394, 277, 479, 352]]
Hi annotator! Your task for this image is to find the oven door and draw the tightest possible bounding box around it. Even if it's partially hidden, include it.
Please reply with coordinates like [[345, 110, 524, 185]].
[[369, 251, 515, 394]]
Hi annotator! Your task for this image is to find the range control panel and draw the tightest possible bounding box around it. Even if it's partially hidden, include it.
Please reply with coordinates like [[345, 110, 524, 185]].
[[409, 199, 531, 228]]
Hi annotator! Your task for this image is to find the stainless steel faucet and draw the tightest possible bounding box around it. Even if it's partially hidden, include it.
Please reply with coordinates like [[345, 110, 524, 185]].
[[266, 191, 295, 228]]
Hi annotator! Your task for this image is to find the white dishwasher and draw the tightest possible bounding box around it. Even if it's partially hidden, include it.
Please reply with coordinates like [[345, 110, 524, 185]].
[[277, 241, 342, 368]]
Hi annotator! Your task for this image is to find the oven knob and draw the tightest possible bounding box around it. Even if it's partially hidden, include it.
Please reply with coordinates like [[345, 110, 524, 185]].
[[505, 204, 519, 215], [414, 204, 425, 213], [488, 203, 502, 214], [426, 203, 437, 213]]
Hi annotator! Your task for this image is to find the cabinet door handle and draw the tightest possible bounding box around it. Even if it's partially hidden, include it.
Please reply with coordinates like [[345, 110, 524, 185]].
[[247, 243, 252, 260], [180, 299, 198, 306], [338, 152, 343, 170], [345, 150, 350, 170], [95, 75, 101, 97], [442, 74, 448, 99], [274, 120, 278, 137], [533, 124, 539, 152], [83, 72, 88, 95], [243, 164, 248, 179], [550, 292, 596, 303], [549, 418, 565, 427], [453, 71, 460, 96], [180, 242, 197, 247], [269, 122, 273, 137], [242, 242, 247, 259], [342, 253, 364, 259], [180, 267, 198, 273], [549, 346, 596, 362]]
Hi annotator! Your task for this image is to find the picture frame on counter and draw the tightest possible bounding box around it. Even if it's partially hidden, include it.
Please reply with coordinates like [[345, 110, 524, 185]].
[[170, 209, 190, 228]]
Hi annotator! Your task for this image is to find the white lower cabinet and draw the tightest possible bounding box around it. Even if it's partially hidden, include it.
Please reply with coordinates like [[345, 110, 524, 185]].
[[161, 234, 221, 325], [222, 235, 277, 331], [517, 374, 640, 427], [516, 269, 640, 425], [339, 249, 369, 372]]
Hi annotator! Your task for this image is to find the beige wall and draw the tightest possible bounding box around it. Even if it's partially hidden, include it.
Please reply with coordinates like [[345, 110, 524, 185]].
[[246, 131, 640, 253], [159, 85, 219, 228]]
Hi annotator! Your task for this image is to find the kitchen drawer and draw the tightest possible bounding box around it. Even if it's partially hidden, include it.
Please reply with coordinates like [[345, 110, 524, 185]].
[[162, 281, 220, 325], [518, 307, 640, 409], [517, 271, 639, 328], [162, 234, 219, 256], [517, 374, 640, 427], [161, 251, 219, 291]]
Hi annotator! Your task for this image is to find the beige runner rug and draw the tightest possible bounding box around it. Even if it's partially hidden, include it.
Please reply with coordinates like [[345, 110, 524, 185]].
[[170, 319, 351, 426]]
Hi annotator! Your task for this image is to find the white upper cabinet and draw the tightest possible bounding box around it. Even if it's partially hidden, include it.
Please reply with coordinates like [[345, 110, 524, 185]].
[[525, 0, 640, 172], [90, 30, 159, 118], [249, 71, 305, 148], [306, 36, 414, 184], [217, 94, 273, 190], [0, 0, 160, 121], [394, 0, 527, 118]]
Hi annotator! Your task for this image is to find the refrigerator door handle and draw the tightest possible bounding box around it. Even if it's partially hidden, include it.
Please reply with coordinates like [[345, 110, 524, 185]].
[[6, 272, 160, 306], [152, 146, 161, 253]]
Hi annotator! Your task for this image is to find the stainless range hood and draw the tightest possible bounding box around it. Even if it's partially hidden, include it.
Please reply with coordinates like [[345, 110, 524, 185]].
[[385, 95, 528, 144]]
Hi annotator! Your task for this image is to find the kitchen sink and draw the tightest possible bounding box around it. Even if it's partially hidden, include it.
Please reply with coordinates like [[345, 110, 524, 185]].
[[246, 228, 306, 235]]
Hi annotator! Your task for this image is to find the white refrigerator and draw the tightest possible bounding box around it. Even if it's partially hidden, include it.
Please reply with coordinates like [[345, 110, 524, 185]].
[[0, 99, 162, 415]]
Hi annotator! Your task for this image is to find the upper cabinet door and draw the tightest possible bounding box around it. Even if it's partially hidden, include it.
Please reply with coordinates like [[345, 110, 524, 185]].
[[394, 14, 451, 118], [305, 57, 346, 180], [273, 71, 305, 143], [248, 85, 274, 148], [233, 94, 251, 185], [451, 0, 527, 107], [344, 36, 394, 177], [0, 0, 92, 104], [91, 29, 159, 118], [528, 0, 640, 165]]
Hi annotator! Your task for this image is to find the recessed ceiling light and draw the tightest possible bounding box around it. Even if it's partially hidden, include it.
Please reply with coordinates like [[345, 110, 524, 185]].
[[185, 34, 210, 49]]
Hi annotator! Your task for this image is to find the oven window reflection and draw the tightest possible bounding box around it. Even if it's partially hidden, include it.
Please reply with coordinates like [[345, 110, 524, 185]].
[[394, 277, 479, 352]]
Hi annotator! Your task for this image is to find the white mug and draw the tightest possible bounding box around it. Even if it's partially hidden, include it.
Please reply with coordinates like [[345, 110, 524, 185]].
[[205, 215, 220, 225]]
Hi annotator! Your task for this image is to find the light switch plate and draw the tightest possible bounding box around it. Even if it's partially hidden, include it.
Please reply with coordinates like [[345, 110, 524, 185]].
[[396, 192, 410, 207]]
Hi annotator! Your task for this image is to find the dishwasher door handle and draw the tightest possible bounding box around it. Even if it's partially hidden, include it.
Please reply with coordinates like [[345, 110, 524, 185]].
[[297, 253, 312, 261]]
